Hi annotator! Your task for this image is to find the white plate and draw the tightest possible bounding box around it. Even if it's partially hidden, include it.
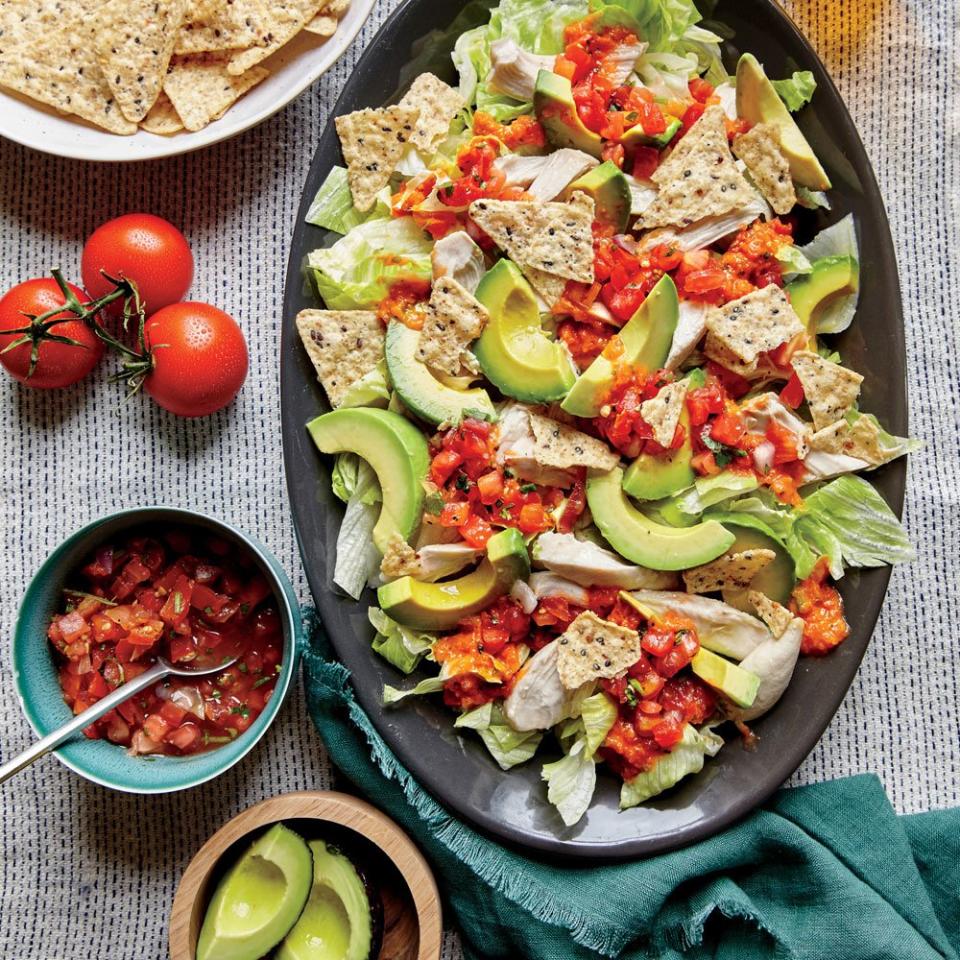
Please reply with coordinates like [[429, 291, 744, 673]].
[[0, 0, 375, 163]]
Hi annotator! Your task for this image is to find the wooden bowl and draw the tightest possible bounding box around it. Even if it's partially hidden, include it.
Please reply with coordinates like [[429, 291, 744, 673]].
[[169, 791, 442, 960]]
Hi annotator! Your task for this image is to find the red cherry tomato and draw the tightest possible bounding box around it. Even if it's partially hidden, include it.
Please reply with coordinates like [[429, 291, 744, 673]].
[[81, 214, 194, 316], [143, 302, 248, 417], [0, 278, 103, 388]]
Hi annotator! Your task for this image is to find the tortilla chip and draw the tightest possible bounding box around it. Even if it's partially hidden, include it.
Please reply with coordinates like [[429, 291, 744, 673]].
[[335, 103, 419, 212], [520, 266, 568, 308], [416, 277, 488, 377], [139, 91, 183, 134], [790, 350, 863, 431], [683, 549, 777, 594], [556, 611, 641, 690], [227, 0, 325, 75], [748, 590, 794, 638], [528, 411, 620, 471], [653, 105, 729, 186], [398, 72, 465, 155], [0, 0, 137, 135], [704, 285, 804, 366], [176, 0, 269, 54], [304, 13, 337, 35], [808, 414, 887, 466], [637, 106, 757, 230], [93, 0, 186, 123], [163, 52, 268, 131], [380, 532, 421, 578], [295, 309, 384, 407], [733, 123, 796, 215], [468, 192, 595, 283], [640, 380, 687, 448]]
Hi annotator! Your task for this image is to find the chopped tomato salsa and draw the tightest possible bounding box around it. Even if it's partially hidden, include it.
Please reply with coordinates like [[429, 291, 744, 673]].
[[790, 557, 850, 655], [47, 529, 283, 756]]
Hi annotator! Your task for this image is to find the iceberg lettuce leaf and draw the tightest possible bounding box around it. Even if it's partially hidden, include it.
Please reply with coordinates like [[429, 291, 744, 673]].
[[456, 703, 543, 769], [305, 166, 391, 234], [771, 70, 816, 112], [620, 723, 723, 808], [383, 676, 445, 704], [368, 608, 436, 675], [308, 218, 433, 310], [542, 736, 596, 826]]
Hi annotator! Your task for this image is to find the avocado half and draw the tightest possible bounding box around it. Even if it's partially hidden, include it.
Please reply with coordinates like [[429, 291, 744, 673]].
[[384, 321, 497, 426], [586, 467, 735, 571], [307, 407, 430, 552], [275, 840, 382, 960], [197, 824, 313, 960], [378, 526, 530, 630], [561, 274, 679, 418]]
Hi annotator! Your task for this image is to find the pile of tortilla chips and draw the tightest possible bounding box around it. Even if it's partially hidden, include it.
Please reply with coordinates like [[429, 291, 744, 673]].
[[0, 0, 352, 136]]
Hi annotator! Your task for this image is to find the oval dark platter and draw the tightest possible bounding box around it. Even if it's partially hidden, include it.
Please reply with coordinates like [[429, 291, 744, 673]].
[[281, 0, 907, 858]]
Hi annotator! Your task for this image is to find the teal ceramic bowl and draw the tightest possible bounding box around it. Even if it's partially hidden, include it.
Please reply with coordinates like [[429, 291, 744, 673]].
[[12, 507, 301, 793]]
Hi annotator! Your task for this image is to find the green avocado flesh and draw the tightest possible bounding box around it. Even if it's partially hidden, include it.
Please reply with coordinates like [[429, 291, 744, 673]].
[[620, 115, 682, 149], [568, 161, 632, 232], [786, 255, 859, 334], [377, 527, 530, 630], [197, 824, 312, 960], [561, 274, 679, 418], [720, 522, 796, 611], [586, 467, 735, 571], [690, 647, 760, 708], [307, 407, 429, 553], [534, 69, 603, 157], [276, 842, 373, 960], [474, 259, 576, 403], [384, 322, 496, 426], [622, 402, 695, 501], [735, 53, 830, 191]]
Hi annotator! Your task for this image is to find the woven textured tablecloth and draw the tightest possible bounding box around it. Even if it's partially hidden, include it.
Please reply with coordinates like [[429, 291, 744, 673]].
[[0, 1, 957, 957]]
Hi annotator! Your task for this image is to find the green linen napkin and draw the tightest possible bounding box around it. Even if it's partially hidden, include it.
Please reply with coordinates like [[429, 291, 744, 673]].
[[300, 611, 959, 960]]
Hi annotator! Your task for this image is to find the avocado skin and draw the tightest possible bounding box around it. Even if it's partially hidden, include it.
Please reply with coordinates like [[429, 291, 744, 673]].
[[197, 823, 313, 960], [384, 321, 497, 426], [307, 407, 429, 553], [785, 255, 859, 334], [561, 274, 679, 418], [735, 53, 831, 190], [568, 161, 632, 233], [474, 259, 576, 403], [587, 467, 735, 571], [276, 841, 382, 960], [534, 69, 603, 158], [378, 527, 530, 630]]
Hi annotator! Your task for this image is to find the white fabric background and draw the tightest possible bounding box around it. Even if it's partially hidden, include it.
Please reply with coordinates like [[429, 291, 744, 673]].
[[0, 0, 957, 957]]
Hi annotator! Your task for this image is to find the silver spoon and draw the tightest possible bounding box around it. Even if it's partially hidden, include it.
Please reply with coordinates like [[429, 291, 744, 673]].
[[0, 654, 238, 785]]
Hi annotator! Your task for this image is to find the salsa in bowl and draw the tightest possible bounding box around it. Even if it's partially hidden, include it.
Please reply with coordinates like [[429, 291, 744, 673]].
[[12, 508, 300, 793]]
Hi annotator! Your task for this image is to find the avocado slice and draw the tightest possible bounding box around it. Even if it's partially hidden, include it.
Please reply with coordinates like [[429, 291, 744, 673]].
[[690, 646, 760, 708], [276, 841, 381, 960], [586, 467, 735, 571], [377, 527, 530, 630], [307, 407, 429, 553], [197, 823, 312, 960], [786, 254, 859, 334], [561, 274, 679, 418], [384, 322, 496, 426], [622, 401, 695, 501], [567, 161, 632, 233], [474, 259, 576, 403], [735, 53, 831, 191], [719, 521, 796, 612], [620, 115, 683, 150], [534, 70, 603, 158]]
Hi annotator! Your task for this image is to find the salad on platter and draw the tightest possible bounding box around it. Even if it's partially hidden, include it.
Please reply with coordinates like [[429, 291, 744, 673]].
[[295, 0, 916, 826]]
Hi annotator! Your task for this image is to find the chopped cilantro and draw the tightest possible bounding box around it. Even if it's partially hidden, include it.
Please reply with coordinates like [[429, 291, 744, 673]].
[[230, 704, 250, 719], [252, 675, 272, 689], [455, 473, 472, 492], [238, 663, 248, 673], [519, 483, 538, 493]]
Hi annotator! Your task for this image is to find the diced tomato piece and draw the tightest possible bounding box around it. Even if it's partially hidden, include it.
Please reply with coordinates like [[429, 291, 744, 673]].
[[688, 77, 715, 103], [709, 411, 746, 446], [87, 671, 110, 701], [165, 722, 202, 752], [517, 503, 551, 535], [476, 470, 504, 505], [160, 574, 193, 626], [459, 512, 494, 548], [779, 370, 805, 408], [431, 449, 463, 485], [142, 713, 170, 742], [159, 700, 188, 727], [440, 502, 470, 527]]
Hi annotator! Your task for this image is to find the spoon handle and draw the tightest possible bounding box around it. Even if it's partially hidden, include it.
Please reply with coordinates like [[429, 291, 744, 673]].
[[0, 661, 169, 785]]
